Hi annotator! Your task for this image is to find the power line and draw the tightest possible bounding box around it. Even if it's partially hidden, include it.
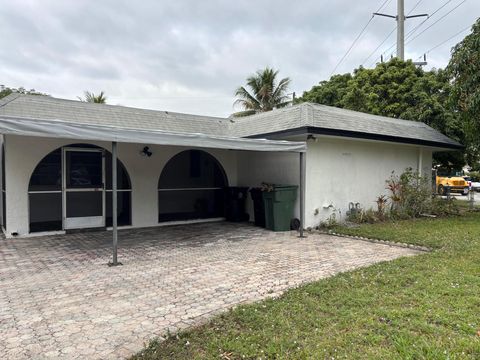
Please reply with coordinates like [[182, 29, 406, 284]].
[[404, 0, 455, 42], [362, 26, 396, 66], [366, 0, 421, 66], [372, 0, 432, 61], [366, 0, 428, 67], [381, 0, 458, 59], [415, 23, 472, 60], [406, 0, 467, 46], [377, 0, 394, 12], [329, 17, 374, 76], [329, 0, 393, 76], [407, 0, 424, 15]]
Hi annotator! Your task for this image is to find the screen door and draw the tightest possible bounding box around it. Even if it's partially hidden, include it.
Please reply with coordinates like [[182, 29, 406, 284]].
[[63, 148, 105, 229]]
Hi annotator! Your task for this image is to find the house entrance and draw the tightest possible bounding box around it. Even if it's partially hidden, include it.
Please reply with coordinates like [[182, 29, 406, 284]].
[[63, 147, 105, 229], [28, 144, 132, 233]]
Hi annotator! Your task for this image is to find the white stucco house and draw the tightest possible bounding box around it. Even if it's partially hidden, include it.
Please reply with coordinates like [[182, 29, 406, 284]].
[[0, 94, 461, 239]]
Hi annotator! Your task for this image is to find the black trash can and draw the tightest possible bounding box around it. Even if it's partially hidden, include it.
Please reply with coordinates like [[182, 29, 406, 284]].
[[249, 188, 265, 227], [225, 187, 249, 222]]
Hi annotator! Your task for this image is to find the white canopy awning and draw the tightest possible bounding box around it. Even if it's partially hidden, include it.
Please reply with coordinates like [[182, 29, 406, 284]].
[[0, 115, 306, 153]]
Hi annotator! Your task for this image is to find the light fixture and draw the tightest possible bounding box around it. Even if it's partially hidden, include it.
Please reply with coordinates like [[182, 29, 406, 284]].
[[140, 146, 153, 157]]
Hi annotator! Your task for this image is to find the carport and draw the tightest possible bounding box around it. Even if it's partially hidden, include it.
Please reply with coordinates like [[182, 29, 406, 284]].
[[0, 115, 307, 265]]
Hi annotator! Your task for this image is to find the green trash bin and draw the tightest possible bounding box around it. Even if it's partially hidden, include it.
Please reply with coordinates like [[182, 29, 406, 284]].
[[262, 185, 298, 231]]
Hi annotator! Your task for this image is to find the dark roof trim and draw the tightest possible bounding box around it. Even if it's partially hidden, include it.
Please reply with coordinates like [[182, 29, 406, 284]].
[[247, 126, 464, 150]]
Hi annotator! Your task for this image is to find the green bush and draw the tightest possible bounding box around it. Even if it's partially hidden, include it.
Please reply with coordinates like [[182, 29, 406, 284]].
[[347, 168, 460, 225], [319, 210, 340, 229], [429, 197, 460, 216], [346, 208, 384, 224], [386, 168, 432, 218]]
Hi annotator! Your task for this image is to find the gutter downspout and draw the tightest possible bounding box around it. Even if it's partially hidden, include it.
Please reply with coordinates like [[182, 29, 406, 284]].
[[418, 147, 423, 176]]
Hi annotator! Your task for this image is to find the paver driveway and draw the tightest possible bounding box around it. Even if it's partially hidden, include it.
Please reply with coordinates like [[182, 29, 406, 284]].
[[0, 222, 419, 359]]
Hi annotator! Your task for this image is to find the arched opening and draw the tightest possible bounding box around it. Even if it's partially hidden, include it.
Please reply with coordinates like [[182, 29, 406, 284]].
[[158, 150, 228, 222], [28, 144, 132, 232]]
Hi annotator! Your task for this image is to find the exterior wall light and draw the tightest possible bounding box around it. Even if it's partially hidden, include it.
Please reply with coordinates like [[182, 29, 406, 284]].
[[141, 146, 153, 157]]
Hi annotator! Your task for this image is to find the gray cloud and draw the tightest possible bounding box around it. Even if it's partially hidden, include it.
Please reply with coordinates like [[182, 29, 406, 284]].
[[1, 0, 478, 117]]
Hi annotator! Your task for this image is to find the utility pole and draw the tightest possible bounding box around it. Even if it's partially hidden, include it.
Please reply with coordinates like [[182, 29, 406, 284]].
[[397, 0, 405, 60], [374, 0, 428, 60], [288, 92, 296, 106]]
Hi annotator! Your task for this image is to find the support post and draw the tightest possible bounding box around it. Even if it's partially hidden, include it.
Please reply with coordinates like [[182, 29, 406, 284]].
[[396, 0, 405, 60], [299, 151, 306, 238], [109, 141, 120, 266]]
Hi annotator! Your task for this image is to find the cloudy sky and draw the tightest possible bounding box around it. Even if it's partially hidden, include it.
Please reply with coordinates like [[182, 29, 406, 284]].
[[1, 0, 478, 117]]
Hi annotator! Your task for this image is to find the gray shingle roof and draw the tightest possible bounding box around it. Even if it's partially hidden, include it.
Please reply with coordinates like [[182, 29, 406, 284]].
[[0, 93, 230, 136], [0, 94, 462, 149], [230, 102, 462, 149]]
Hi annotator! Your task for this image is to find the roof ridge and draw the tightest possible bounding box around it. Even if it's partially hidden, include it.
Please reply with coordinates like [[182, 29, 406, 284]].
[[230, 102, 308, 122], [306, 102, 428, 128], [10, 94, 230, 121]]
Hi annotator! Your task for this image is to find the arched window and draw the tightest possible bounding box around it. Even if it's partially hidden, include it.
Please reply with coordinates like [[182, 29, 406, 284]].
[[158, 150, 228, 222], [28, 144, 132, 232], [28, 148, 62, 232]]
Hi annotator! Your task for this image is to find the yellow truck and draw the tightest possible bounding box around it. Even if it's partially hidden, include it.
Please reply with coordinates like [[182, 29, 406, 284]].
[[436, 175, 469, 195]]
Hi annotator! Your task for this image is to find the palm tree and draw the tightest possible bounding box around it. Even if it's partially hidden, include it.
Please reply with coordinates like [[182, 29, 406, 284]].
[[78, 91, 107, 104], [234, 67, 291, 116]]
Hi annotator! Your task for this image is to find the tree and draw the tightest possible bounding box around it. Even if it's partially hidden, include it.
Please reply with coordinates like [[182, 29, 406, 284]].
[[0, 85, 46, 100], [299, 59, 466, 169], [0, 86, 12, 99], [299, 73, 352, 108], [78, 91, 107, 104], [234, 67, 291, 116], [447, 18, 480, 157]]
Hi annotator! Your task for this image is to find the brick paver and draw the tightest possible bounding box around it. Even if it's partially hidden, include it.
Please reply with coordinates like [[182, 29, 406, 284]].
[[0, 223, 419, 359]]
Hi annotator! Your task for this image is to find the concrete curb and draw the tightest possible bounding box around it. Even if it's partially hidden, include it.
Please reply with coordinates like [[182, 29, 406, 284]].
[[317, 230, 432, 252]]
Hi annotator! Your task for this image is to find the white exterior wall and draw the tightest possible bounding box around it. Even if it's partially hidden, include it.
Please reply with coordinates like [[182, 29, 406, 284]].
[[4, 134, 435, 236], [304, 137, 433, 227], [4, 135, 238, 237], [236, 138, 432, 228]]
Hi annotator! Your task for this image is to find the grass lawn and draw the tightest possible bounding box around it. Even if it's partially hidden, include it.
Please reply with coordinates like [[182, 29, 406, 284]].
[[132, 213, 480, 359]]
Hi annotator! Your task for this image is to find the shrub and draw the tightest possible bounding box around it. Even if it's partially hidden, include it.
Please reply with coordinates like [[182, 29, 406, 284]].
[[375, 195, 388, 221], [386, 168, 432, 218], [429, 197, 459, 216], [319, 210, 340, 229], [347, 168, 460, 225]]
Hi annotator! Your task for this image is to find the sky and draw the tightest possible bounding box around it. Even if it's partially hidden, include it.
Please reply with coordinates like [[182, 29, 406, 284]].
[[1, 0, 478, 117]]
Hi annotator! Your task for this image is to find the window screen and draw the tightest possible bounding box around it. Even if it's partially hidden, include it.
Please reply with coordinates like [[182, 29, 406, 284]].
[[158, 150, 227, 222], [28, 149, 62, 191]]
